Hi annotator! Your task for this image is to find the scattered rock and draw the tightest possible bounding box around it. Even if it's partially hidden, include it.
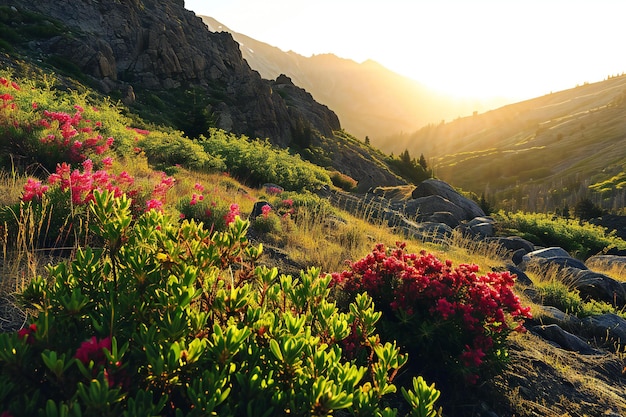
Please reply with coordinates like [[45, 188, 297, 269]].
[[531, 324, 599, 354], [411, 179, 485, 220], [249, 200, 273, 221], [586, 254, 626, 271], [581, 313, 626, 345], [522, 247, 588, 271], [485, 236, 535, 254], [570, 269, 626, 305]]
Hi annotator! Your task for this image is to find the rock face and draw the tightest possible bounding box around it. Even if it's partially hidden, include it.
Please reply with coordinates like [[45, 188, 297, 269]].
[[2, 0, 338, 147], [410, 179, 485, 221]]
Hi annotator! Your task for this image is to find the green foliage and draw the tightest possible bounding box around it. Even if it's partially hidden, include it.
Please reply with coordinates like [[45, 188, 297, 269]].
[[200, 129, 332, 191], [251, 212, 283, 234], [138, 131, 226, 172], [386, 149, 431, 185], [0, 192, 437, 416], [573, 198, 603, 221], [494, 211, 626, 259], [401, 376, 442, 417], [329, 170, 358, 192], [535, 279, 626, 319], [536, 280, 583, 315]]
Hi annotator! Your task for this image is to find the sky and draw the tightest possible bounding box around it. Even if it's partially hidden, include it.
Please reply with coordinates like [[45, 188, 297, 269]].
[[184, 0, 626, 101]]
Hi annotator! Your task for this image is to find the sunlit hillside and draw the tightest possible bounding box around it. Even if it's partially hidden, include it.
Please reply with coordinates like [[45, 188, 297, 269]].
[[382, 75, 626, 213], [202, 16, 509, 144]]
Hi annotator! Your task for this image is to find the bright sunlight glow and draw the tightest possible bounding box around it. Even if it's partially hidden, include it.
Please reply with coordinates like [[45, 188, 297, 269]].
[[185, 0, 626, 101]]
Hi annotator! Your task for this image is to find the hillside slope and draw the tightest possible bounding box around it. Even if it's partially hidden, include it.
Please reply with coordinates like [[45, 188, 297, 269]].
[[0, 1, 407, 191], [0, 0, 340, 148], [202, 16, 508, 144], [388, 76, 626, 212]]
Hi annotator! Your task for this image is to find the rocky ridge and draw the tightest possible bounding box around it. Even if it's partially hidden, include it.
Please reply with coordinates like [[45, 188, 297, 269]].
[[0, 0, 338, 147]]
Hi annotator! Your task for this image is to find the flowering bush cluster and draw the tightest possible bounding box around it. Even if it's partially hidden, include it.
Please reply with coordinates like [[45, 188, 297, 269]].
[[331, 242, 532, 384], [177, 181, 245, 232], [0, 192, 440, 416]]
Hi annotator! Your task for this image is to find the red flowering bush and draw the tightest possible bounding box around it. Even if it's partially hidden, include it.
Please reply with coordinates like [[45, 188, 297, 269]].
[[331, 242, 532, 384]]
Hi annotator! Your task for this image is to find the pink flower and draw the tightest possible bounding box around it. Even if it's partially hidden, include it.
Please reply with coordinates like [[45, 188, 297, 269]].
[[75, 336, 111, 366], [194, 182, 205, 192], [22, 178, 49, 202], [261, 204, 272, 217], [102, 157, 113, 168], [224, 203, 240, 225], [31, 102, 38, 109], [17, 323, 37, 345], [10, 81, 20, 91], [146, 199, 163, 212]]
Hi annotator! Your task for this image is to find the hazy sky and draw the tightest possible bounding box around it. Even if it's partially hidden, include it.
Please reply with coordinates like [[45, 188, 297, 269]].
[[184, 0, 626, 101]]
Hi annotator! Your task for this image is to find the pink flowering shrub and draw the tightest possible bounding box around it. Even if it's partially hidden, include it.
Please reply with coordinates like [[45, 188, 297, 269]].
[[331, 242, 532, 384], [176, 183, 241, 232], [251, 203, 283, 235]]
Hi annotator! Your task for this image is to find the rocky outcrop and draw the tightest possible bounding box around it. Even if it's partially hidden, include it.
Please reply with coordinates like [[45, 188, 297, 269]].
[[411, 179, 485, 220], [2, 0, 339, 147]]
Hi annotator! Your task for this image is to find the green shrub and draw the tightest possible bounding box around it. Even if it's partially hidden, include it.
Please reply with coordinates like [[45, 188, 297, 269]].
[[0, 191, 439, 416], [139, 131, 226, 172], [329, 170, 358, 192], [535, 280, 582, 315], [200, 129, 332, 192], [494, 211, 626, 259]]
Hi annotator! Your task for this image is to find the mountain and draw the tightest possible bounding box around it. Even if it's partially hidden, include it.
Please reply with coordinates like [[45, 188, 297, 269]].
[[0, 0, 405, 191], [0, 0, 344, 148], [388, 76, 626, 212], [201, 16, 509, 145]]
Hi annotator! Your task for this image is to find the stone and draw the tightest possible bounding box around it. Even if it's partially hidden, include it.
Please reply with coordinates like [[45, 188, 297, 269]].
[[531, 324, 598, 354], [485, 236, 535, 254], [581, 314, 626, 345], [522, 247, 588, 271], [395, 195, 465, 222], [411, 179, 485, 220], [570, 269, 626, 305], [586, 255, 626, 271], [507, 265, 533, 287], [249, 201, 273, 221]]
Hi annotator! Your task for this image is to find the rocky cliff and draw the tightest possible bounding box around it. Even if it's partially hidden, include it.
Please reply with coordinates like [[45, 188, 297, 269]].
[[1, 0, 339, 147]]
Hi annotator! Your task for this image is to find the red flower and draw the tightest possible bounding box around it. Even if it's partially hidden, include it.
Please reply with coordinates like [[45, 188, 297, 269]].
[[17, 323, 37, 345], [75, 336, 111, 366]]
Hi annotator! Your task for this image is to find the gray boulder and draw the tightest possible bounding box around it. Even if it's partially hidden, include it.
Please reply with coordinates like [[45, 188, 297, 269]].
[[465, 217, 495, 237], [522, 247, 588, 271], [537, 305, 582, 328], [398, 220, 453, 243], [411, 179, 485, 220], [485, 236, 535, 254], [417, 211, 460, 228], [586, 255, 626, 271], [581, 314, 626, 345], [531, 324, 598, 354], [507, 265, 533, 287], [395, 195, 466, 222], [570, 269, 626, 305]]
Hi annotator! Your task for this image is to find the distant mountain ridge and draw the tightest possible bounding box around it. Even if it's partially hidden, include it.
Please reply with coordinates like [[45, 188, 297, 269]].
[[202, 16, 508, 144], [387, 76, 626, 212]]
